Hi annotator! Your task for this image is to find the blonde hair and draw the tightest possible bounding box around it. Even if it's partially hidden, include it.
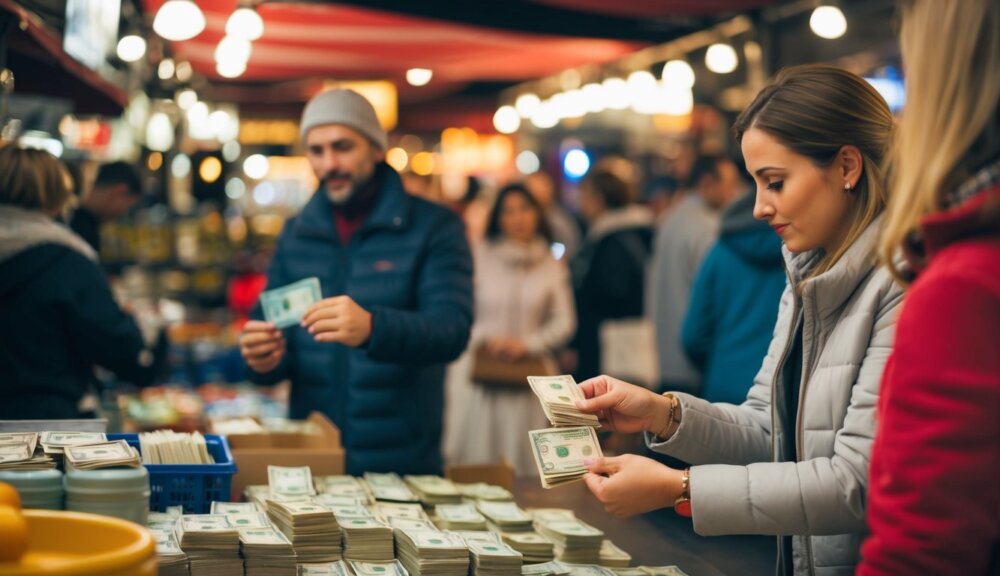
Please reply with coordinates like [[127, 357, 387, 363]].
[[880, 0, 1000, 283], [733, 64, 894, 279], [0, 144, 74, 213]]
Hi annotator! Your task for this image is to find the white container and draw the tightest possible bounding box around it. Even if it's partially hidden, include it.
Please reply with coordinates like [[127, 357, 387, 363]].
[[0, 469, 64, 510], [64, 466, 150, 525]]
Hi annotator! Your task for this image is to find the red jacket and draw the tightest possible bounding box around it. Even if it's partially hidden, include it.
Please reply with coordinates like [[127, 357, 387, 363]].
[[859, 184, 1000, 575]]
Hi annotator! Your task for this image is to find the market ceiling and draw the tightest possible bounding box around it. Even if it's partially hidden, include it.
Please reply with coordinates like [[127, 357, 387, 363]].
[[140, 0, 775, 130]]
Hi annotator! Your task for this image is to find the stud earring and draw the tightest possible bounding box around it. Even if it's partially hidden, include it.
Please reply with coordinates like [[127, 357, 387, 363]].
[[844, 183, 853, 192]]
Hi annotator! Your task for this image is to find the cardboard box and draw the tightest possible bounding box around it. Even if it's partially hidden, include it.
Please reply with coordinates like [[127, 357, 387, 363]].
[[445, 458, 515, 492], [212, 411, 345, 500]]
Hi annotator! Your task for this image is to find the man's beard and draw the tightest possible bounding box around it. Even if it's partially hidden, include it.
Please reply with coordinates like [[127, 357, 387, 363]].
[[322, 172, 360, 205]]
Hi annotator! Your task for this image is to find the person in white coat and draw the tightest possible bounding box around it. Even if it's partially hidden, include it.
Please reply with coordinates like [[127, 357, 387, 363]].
[[445, 183, 576, 473], [574, 65, 902, 576]]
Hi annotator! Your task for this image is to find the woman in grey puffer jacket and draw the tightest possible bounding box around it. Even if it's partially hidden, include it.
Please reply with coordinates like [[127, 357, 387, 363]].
[[574, 65, 902, 576]]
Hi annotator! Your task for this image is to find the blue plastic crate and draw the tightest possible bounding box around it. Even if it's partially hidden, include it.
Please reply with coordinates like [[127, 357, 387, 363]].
[[108, 433, 238, 514]]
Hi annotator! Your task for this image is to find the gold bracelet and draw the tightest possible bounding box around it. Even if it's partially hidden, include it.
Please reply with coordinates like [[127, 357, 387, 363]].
[[656, 392, 682, 441]]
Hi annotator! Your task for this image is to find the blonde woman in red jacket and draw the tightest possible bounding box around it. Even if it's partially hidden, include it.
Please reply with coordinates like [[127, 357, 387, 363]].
[[858, 1, 1000, 574]]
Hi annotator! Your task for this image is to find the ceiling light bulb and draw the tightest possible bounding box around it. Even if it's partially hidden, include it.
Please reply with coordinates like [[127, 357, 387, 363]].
[[226, 7, 264, 41], [406, 68, 433, 87], [810, 5, 847, 39], [116, 35, 146, 63], [153, 0, 206, 42], [705, 43, 738, 74], [662, 60, 695, 88]]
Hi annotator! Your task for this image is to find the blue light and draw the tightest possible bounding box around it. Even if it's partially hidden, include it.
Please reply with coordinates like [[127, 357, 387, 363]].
[[563, 149, 591, 181], [865, 67, 906, 114]]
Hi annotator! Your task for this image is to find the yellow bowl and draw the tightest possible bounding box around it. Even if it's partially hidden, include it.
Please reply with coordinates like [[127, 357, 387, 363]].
[[0, 510, 155, 576]]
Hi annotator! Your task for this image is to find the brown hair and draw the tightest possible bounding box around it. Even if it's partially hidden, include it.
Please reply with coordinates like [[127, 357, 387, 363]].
[[880, 0, 1000, 283], [733, 64, 894, 278], [583, 170, 634, 209], [0, 144, 74, 213]]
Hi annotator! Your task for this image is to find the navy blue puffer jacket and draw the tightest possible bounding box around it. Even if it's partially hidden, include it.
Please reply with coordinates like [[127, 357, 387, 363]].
[[249, 164, 473, 475]]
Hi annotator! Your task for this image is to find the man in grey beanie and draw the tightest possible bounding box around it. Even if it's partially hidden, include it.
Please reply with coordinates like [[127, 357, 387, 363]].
[[239, 88, 473, 475]]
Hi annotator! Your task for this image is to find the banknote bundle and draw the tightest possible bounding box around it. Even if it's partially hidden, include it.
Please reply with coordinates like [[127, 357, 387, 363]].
[[598, 540, 631, 568], [528, 375, 600, 428], [175, 514, 243, 576], [503, 532, 556, 564], [394, 528, 470, 576], [260, 277, 322, 329], [373, 502, 432, 524], [349, 560, 410, 576], [240, 525, 298, 576], [533, 513, 603, 564], [269, 465, 317, 501], [266, 500, 343, 563], [64, 439, 142, 470], [433, 503, 488, 531], [317, 475, 374, 505], [475, 501, 534, 533], [139, 430, 214, 464], [363, 472, 419, 503], [458, 531, 523, 576], [298, 560, 355, 576], [520, 560, 571, 576], [148, 512, 188, 576], [527, 427, 603, 489], [333, 506, 393, 561], [404, 475, 462, 506], [453, 482, 513, 502], [0, 432, 55, 470]]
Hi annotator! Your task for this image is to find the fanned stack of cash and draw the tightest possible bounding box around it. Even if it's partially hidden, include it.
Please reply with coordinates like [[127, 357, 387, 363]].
[[270, 466, 318, 501], [394, 528, 469, 576], [373, 502, 431, 523], [240, 526, 298, 576], [528, 375, 600, 428], [363, 472, 419, 503], [39, 431, 107, 455], [598, 541, 631, 568], [454, 482, 513, 502], [261, 277, 322, 328], [212, 501, 263, 514], [521, 560, 571, 576], [528, 427, 603, 488], [317, 476, 374, 505], [433, 504, 487, 531], [561, 565, 616, 576], [148, 512, 188, 576], [0, 433, 55, 470], [267, 500, 343, 562], [459, 531, 523, 576], [63, 439, 142, 470], [476, 501, 534, 533], [534, 516, 603, 564], [349, 560, 410, 576], [298, 560, 354, 576], [334, 507, 393, 561], [175, 514, 243, 576], [503, 532, 556, 564], [637, 567, 690, 576], [139, 430, 214, 464], [404, 475, 462, 506]]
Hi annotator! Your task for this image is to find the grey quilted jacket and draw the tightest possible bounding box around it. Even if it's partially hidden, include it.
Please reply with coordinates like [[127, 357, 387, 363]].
[[648, 218, 904, 576]]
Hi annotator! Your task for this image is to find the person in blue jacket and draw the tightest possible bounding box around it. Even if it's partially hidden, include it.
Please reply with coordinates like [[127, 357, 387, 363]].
[[681, 189, 785, 404], [239, 89, 473, 475]]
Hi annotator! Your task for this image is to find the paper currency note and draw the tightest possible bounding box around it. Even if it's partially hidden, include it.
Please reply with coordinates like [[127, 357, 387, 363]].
[[260, 277, 322, 328]]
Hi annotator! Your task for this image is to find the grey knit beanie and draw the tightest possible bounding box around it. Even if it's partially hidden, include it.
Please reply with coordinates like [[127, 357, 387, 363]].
[[299, 89, 387, 150]]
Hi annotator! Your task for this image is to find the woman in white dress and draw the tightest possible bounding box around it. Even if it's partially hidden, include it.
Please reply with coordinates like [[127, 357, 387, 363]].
[[445, 183, 576, 473]]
